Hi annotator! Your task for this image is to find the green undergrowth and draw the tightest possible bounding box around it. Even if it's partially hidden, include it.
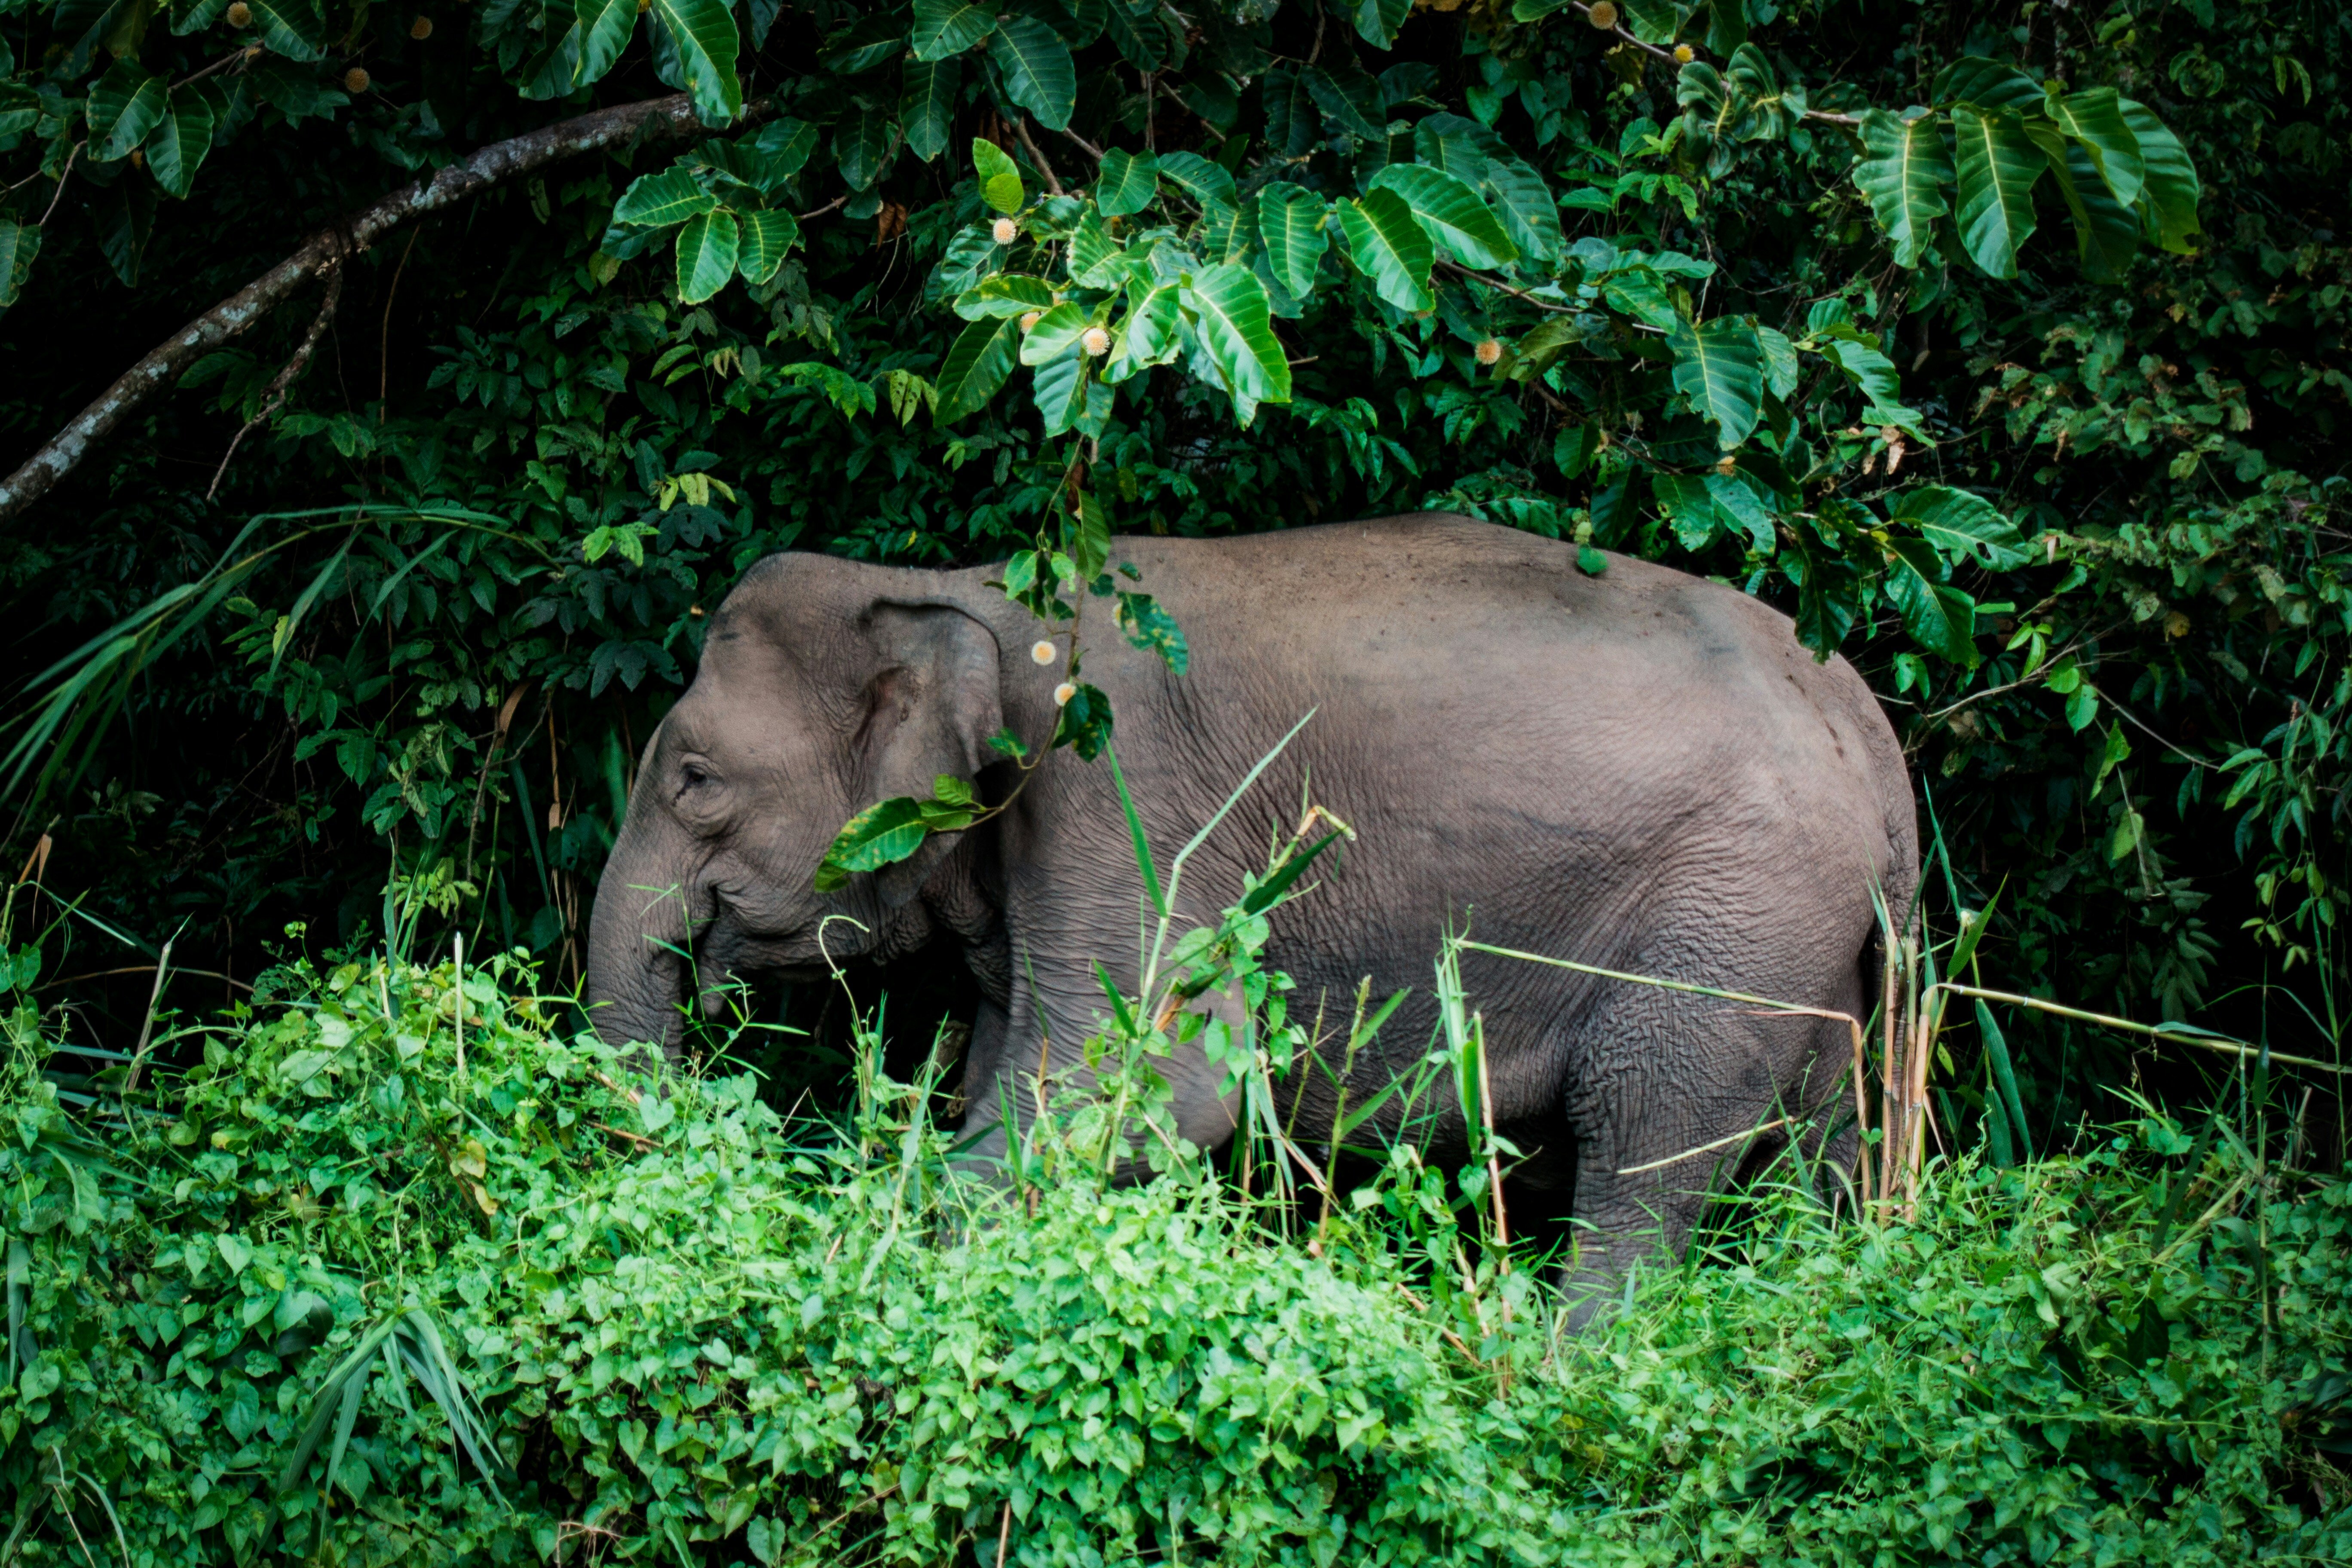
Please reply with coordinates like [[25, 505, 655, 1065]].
[[3, 951, 2350, 1567]]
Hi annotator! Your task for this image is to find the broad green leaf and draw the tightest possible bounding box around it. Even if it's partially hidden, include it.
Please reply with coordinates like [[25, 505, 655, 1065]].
[[1653, 473, 1719, 551], [1883, 536, 1978, 664], [1933, 55, 2042, 113], [1619, 0, 1684, 44], [2120, 98, 2200, 254], [1667, 315, 1765, 449], [912, 0, 995, 60], [1368, 164, 1516, 269], [88, 60, 167, 162], [1302, 59, 1385, 142], [1185, 261, 1292, 424], [1757, 324, 1798, 398], [239, 0, 327, 61], [954, 274, 1056, 318], [973, 138, 1025, 215], [989, 14, 1076, 131], [1118, 282, 1182, 368], [172, 0, 233, 35], [1951, 105, 2041, 279], [1030, 348, 1090, 436], [1337, 187, 1433, 313], [902, 57, 959, 162], [0, 219, 38, 309], [1414, 112, 1490, 181], [1705, 470, 1778, 554], [520, 20, 588, 101], [1096, 148, 1158, 216], [2024, 120, 2138, 282], [815, 798, 928, 890], [1067, 214, 1126, 288], [146, 87, 216, 200], [1853, 108, 1952, 269], [1256, 182, 1329, 299], [649, 0, 744, 122], [935, 314, 1021, 419], [1482, 147, 1564, 264], [576, 0, 638, 86], [751, 119, 819, 187], [834, 107, 896, 191], [1019, 301, 1093, 367], [1115, 591, 1188, 674], [1156, 150, 1237, 210], [1602, 268, 1678, 330], [2047, 87, 2142, 209], [734, 209, 799, 284], [1822, 338, 1925, 434], [615, 169, 715, 227], [1103, 0, 1167, 70], [1352, 0, 1409, 47], [675, 209, 741, 304], [1892, 485, 2032, 570]]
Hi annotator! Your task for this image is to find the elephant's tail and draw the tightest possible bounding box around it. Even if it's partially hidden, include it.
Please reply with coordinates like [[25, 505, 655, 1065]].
[[1869, 749, 1924, 1014]]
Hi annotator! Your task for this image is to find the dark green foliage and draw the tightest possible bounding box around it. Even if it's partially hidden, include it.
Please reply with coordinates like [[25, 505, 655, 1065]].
[[1, 954, 2347, 1563], [0, 2, 2346, 1187]]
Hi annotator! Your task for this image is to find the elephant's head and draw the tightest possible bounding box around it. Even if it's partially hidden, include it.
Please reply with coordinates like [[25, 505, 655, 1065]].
[[585, 556, 1007, 1058]]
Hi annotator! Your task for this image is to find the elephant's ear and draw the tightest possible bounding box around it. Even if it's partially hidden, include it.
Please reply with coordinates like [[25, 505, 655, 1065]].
[[857, 602, 1005, 800]]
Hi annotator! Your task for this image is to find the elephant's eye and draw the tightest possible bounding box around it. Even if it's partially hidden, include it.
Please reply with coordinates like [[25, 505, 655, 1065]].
[[678, 761, 714, 790]]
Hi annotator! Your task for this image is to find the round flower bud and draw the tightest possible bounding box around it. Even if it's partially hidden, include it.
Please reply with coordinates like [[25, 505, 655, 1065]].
[[1715, 454, 1737, 475], [1053, 681, 1078, 707], [226, 0, 251, 23], [1080, 326, 1111, 357], [1673, 43, 1694, 64], [410, 14, 433, 37], [991, 216, 1019, 245], [1031, 639, 1059, 665], [344, 67, 371, 93], [1018, 310, 1043, 332], [1587, 1, 1618, 28], [1473, 337, 1503, 366]]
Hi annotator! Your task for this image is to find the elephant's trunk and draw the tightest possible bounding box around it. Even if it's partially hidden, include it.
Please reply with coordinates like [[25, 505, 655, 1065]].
[[585, 820, 694, 1064]]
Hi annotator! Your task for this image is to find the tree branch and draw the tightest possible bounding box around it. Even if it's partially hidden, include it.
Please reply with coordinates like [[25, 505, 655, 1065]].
[[0, 92, 748, 525], [208, 256, 345, 500]]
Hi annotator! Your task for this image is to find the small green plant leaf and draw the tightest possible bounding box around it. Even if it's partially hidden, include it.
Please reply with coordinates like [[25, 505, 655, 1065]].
[[675, 209, 741, 304], [145, 87, 217, 200], [615, 168, 715, 227], [1095, 147, 1159, 217], [989, 14, 1076, 130], [912, 0, 995, 60], [902, 56, 960, 163], [1256, 182, 1330, 298], [973, 137, 1026, 215], [1337, 187, 1434, 313], [1368, 163, 1518, 269], [1892, 485, 2032, 570], [88, 60, 168, 162], [575, 0, 638, 85], [1853, 108, 1952, 268], [2047, 86, 2143, 209], [648, 0, 744, 122], [734, 209, 799, 285], [1882, 536, 1978, 663], [1951, 104, 2043, 278], [934, 314, 1021, 420], [1184, 262, 1293, 424], [815, 797, 930, 891], [2121, 98, 2201, 253], [1667, 315, 1766, 449]]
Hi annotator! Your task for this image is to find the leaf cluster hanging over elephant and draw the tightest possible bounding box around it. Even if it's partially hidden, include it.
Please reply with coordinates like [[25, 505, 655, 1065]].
[[588, 514, 1918, 1290]]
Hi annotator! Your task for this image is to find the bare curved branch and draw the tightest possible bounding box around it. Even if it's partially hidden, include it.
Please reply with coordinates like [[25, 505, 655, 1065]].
[[0, 92, 742, 526]]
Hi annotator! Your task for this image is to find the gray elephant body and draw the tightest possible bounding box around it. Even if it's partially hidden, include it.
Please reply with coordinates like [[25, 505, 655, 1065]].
[[589, 514, 1916, 1281]]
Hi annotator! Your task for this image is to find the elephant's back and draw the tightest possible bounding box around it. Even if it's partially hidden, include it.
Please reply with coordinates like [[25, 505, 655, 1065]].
[[1109, 514, 1910, 912]]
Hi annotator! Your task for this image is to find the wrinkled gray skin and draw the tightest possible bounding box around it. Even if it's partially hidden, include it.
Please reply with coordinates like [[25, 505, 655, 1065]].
[[588, 514, 1916, 1305]]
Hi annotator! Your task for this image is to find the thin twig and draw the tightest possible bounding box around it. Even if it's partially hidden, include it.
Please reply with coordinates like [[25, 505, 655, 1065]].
[[37, 143, 81, 227], [172, 47, 253, 92], [1013, 117, 1065, 197], [377, 224, 423, 411], [1059, 126, 1106, 163], [207, 257, 346, 500]]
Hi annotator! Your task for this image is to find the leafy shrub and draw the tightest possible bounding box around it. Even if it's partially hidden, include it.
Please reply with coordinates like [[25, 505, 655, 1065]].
[[2, 951, 2348, 1565]]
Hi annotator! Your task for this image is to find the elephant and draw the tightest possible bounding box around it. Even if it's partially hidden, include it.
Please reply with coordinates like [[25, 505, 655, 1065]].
[[587, 512, 1917, 1298]]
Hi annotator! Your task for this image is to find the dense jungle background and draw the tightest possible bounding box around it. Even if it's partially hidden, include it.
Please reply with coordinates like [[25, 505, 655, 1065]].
[[2, 0, 2351, 1561]]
